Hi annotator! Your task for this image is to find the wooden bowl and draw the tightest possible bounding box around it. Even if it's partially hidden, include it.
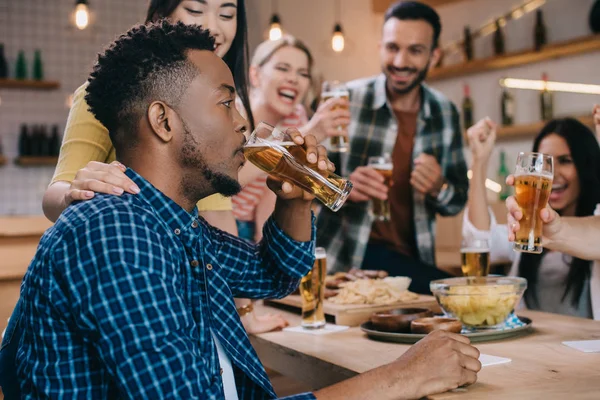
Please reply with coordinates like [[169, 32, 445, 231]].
[[410, 317, 462, 334], [370, 308, 433, 333]]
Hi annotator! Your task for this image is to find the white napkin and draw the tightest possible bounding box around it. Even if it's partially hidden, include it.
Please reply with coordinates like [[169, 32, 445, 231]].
[[479, 353, 511, 367], [283, 324, 349, 335], [562, 340, 600, 353]]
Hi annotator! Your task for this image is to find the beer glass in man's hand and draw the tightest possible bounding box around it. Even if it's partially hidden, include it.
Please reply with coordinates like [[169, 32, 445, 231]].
[[321, 81, 350, 153], [512, 152, 553, 254], [367, 155, 393, 221], [244, 122, 353, 211]]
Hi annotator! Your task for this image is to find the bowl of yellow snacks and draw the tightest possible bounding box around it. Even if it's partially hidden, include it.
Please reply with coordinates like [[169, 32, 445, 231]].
[[430, 276, 527, 329]]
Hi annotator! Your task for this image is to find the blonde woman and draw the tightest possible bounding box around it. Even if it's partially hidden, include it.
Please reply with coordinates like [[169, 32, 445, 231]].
[[234, 36, 351, 241]]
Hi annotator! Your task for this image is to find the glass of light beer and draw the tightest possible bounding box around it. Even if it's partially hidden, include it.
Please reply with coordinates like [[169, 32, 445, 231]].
[[244, 122, 353, 212], [513, 152, 554, 254], [460, 239, 490, 277], [321, 81, 350, 153], [368, 155, 393, 221], [301, 247, 327, 329]]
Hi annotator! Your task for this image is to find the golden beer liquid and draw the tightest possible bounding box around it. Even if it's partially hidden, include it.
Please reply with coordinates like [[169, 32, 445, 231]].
[[322, 91, 349, 151], [243, 143, 349, 210], [513, 174, 552, 253], [371, 165, 393, 221], [300, 255, 327, 328], [460, 249, 491, 277]]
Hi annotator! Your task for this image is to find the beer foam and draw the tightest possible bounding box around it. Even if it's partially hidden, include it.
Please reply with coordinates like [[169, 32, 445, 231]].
[[315, 247, 327, 259], [372, 163, 393, 170], [460, 248, 490, 253], [514, 171, 553, 178], [245, 141, 296, 148], [321, 90, 350, 98]]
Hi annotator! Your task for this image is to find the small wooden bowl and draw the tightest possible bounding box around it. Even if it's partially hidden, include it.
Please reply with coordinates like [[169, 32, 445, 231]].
[[370, 308, 433, 333], [411, 317, 462, 334]]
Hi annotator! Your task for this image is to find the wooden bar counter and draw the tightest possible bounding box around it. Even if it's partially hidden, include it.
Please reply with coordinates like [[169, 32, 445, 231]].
[[252, 304, 600, 399]]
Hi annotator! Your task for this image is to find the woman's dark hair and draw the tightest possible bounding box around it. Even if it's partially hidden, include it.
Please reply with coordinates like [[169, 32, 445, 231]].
[[146, 0, 255, 130], [519, 118, 600, 308]]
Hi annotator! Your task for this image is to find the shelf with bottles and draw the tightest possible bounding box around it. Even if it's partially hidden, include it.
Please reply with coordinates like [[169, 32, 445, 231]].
[[496, 115, 594, 141], [429, 34, 600, 83], [0, 78, 60, 90], [15, 124, 62, 167]]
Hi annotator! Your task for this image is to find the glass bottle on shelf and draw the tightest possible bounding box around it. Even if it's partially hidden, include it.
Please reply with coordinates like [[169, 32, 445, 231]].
[[462, 83, 474, 130], [18, 124, 31, 156], [0, 43, 8, 79], [33, 49, 44, 81], [49, 125, 61, 156], [501, 86, 515, 126], [540, 72, 554, 121], [534, 10, 547, 51], [463, 26, 474, 61], [493, 19, 505, 55], [15, 50, 27, 80], [498, 150, 511, 201]]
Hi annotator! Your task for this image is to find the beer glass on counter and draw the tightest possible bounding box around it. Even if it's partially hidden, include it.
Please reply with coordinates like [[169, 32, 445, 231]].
[[321, 81, 350, 153], [513, 152, 554, 254], [460, 239, 490, 277], [300, 247, 327, 329], [244, 122, 353, 212], [368, 155, 393, 221]]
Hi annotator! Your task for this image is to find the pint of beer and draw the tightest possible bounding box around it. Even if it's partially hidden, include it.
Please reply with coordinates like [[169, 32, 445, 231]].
[[244, 122, 353, 212], [460, 239, 490, 277], [368, 155, 393, 221], [301, 247, 327, 329], [321, 81, 350, 153], [513, 152, 554, 254]]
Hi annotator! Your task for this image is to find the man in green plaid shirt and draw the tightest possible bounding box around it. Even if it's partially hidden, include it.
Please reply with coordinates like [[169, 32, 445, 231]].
[[317, 1, 468, 293]]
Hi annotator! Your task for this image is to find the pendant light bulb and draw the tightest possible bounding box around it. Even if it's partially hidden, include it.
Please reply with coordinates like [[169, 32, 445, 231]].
[[269, 14, 283, 41], [74, 0, 90, 30], [332, 24, 345, 52]]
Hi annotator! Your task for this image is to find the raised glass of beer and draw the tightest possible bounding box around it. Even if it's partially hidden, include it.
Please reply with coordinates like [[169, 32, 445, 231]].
[[368, 155, 393, 221], [300, 247, 327, 329], [321, 81, 350, 153], [513, 152, 554, 254], [460, 239, 490, 277], [244, 122, 353, 212]]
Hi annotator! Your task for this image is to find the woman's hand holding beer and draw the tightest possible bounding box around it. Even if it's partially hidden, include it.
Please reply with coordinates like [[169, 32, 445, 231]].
[[65, 160, 140, 206], [266, 128, 334, 202], [505, 174, 562, 246], [347, 166, 389, 202], [302, 97, 351, 144]]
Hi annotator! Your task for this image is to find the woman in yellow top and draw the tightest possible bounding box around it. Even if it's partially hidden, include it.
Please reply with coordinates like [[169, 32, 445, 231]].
[[42, 0, 288, 334]]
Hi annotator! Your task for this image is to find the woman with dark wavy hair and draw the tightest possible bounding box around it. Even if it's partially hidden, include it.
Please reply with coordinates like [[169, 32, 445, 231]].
[[464, 116, 600, 318]]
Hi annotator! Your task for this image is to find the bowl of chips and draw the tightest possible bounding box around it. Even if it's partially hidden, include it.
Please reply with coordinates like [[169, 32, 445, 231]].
[[430, 276, 527, 329]]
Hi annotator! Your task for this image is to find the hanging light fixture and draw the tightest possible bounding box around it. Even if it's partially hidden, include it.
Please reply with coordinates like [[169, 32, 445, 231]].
[[331, 0, 345, 52], [74, 0, 90, 30], [268, 0, 282, 41]]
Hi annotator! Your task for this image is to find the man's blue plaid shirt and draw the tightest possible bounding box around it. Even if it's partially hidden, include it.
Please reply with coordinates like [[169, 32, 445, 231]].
[[16, 169, 317, 399]]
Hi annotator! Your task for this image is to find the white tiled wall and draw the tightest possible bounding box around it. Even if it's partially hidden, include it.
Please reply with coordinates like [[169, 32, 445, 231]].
[[0, 0, 148, 215]]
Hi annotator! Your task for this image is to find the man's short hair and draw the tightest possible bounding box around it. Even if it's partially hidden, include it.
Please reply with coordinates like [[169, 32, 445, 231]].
[[85, 20, 215, 150], [384, 1, 442, 49]]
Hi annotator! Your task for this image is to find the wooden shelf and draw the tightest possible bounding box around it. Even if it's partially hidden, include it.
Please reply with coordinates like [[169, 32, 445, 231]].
[[0, 155, 7, 166], [496, 115, 594, 141], [429, 35, 600, 82], [0, 78, 60, 90], [14, 156, 58, 166]]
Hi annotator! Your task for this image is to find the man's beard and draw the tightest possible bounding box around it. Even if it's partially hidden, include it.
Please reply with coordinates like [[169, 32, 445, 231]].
[[180, 120, 242, 199], [385, 62, 430, 95]]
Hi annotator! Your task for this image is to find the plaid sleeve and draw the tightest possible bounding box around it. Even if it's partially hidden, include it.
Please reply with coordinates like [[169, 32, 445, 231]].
[[431, 103, 469, 216], [280, 393, 317, 399], [212, 213, 316, 299], [56, 208, 220, 399]]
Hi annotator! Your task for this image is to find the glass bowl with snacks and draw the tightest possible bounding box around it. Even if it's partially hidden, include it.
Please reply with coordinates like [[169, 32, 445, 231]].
[[430, 276, 527, 329]]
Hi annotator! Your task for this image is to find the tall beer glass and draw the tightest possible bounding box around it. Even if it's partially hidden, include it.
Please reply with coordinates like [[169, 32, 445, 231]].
[[368, 155, 393, 221], [244, 122, 353, 212], [321, 81, 350, 153], [513, 152, 553, 254], [460, 239, 490, 277], [301, 247, 327, 329]]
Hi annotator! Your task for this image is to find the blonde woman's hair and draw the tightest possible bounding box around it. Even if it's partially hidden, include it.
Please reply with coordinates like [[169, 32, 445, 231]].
[[251, 35, 314, 74]]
